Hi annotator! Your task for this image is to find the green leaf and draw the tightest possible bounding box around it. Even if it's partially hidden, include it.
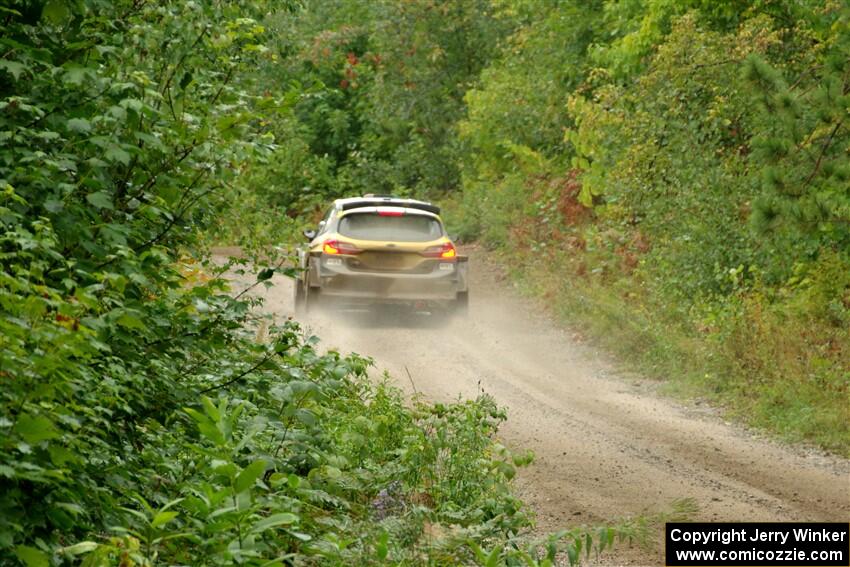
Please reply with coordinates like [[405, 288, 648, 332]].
[[295, 408, 316, 427], [597, 528, 608, 553], [42, 0, 70, 23], [150, 510, 179, 529], [287, 474, 301, 489], [86, 157, 108, 168], [108, 105, 127, 121], [66, 118, 92, 133], [62, 65, 91, 86], [134, 132, 165, 150], [60, 541, 97, 555], [15, 546, 49, 567], [494, 460, 515, 480], [121, 98, 144, 112], [376, 531, 388, 560], [469, 542, 487, 563], [234, 459, 266, 493], [250, 512, 298, 533], [49, 446, 80, 466], [104, 146, 131, 165], [86, 191, 113, 210], [184, 408, 225, 446], [208, 505, 237, 519], [0, 60, 26, 80], [485, 545, 500, 567], [15, 414, 59, 444], [55, 502, 84, 517], [116, 312, 145, 331], [323, 466, 341, 479], [257, 268, 275, 281], [201, 396, 221, 421]]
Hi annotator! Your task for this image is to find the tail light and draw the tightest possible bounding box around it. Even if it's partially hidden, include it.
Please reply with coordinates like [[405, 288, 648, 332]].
[[322, 239, 361, 255], [421, 242, 457, 260]]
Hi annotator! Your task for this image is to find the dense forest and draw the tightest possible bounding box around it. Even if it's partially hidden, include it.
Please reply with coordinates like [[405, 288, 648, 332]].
[[224, 0, 848, 450], [454, 0, 850, 454], [0, 0, 847, 564]]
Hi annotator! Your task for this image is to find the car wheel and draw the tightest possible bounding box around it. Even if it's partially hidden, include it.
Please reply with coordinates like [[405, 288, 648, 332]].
[[305, 285, 321, 313], [293, 278, 307, 314]]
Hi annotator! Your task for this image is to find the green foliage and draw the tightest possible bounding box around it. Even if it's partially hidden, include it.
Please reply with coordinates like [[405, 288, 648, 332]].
[[0, 3, 652, 565], [458, 1, 849, 453], [0, 0, 285, 553], [357, 0, 511, 194], [745, 14, 850, 247], [211, 0, 512, 228], [460, 2, 601, 176]]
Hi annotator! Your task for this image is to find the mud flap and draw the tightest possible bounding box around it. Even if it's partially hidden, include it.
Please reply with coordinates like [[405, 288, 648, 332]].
[[456, 255, 469, 292], [307, 253, 322, 288]]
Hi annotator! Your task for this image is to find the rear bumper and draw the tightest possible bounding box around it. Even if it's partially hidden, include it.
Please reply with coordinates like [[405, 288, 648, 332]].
[[311, 254, 468, 302]]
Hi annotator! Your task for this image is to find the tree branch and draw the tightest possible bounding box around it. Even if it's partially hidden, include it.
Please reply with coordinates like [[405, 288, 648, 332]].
[[802, 119, 843, 189], [198, 350, 277, 394]]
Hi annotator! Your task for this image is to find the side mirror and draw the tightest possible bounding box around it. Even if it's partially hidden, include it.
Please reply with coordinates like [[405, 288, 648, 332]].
[[303, 229, 317, 240]]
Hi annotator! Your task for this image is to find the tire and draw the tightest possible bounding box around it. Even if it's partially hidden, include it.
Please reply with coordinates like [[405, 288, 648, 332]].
[[304, 285, 321, 313], [454, 291, 469, 318]]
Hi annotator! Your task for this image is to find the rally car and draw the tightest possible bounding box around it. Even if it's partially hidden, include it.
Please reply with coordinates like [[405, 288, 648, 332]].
[[293, 195, 468, 315]]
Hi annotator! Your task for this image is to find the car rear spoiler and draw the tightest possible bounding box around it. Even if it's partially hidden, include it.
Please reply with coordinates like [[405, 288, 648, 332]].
[[340, 199, 440, 215]]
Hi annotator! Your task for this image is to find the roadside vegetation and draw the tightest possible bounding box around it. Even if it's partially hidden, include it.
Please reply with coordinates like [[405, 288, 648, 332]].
[[452, 1, 849, 455], [0, 0, 694, 565], [1, 0, 845, 564], [219, 0, 848, 454], [213, 0, 849, 455]]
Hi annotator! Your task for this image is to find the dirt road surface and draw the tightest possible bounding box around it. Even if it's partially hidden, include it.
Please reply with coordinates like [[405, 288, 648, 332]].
[[223, 247, 850, 565]]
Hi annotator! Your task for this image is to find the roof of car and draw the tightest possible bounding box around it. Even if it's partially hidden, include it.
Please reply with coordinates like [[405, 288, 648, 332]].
[[335, 195, 440, 215]]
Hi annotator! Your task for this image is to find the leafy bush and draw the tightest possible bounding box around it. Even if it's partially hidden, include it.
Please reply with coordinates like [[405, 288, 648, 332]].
[[1, 1, 683, 565], [457, 2, 849, 453]]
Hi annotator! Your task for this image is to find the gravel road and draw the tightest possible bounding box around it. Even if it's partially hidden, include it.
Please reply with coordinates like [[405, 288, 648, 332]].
[[221, 246, 850, 565]]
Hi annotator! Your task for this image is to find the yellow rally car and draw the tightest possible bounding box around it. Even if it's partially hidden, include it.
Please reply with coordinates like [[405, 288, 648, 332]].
[[294, 196, 468, 315]]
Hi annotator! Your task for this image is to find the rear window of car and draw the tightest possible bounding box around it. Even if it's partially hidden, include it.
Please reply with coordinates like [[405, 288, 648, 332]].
[[338, 212, 443, 242]]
